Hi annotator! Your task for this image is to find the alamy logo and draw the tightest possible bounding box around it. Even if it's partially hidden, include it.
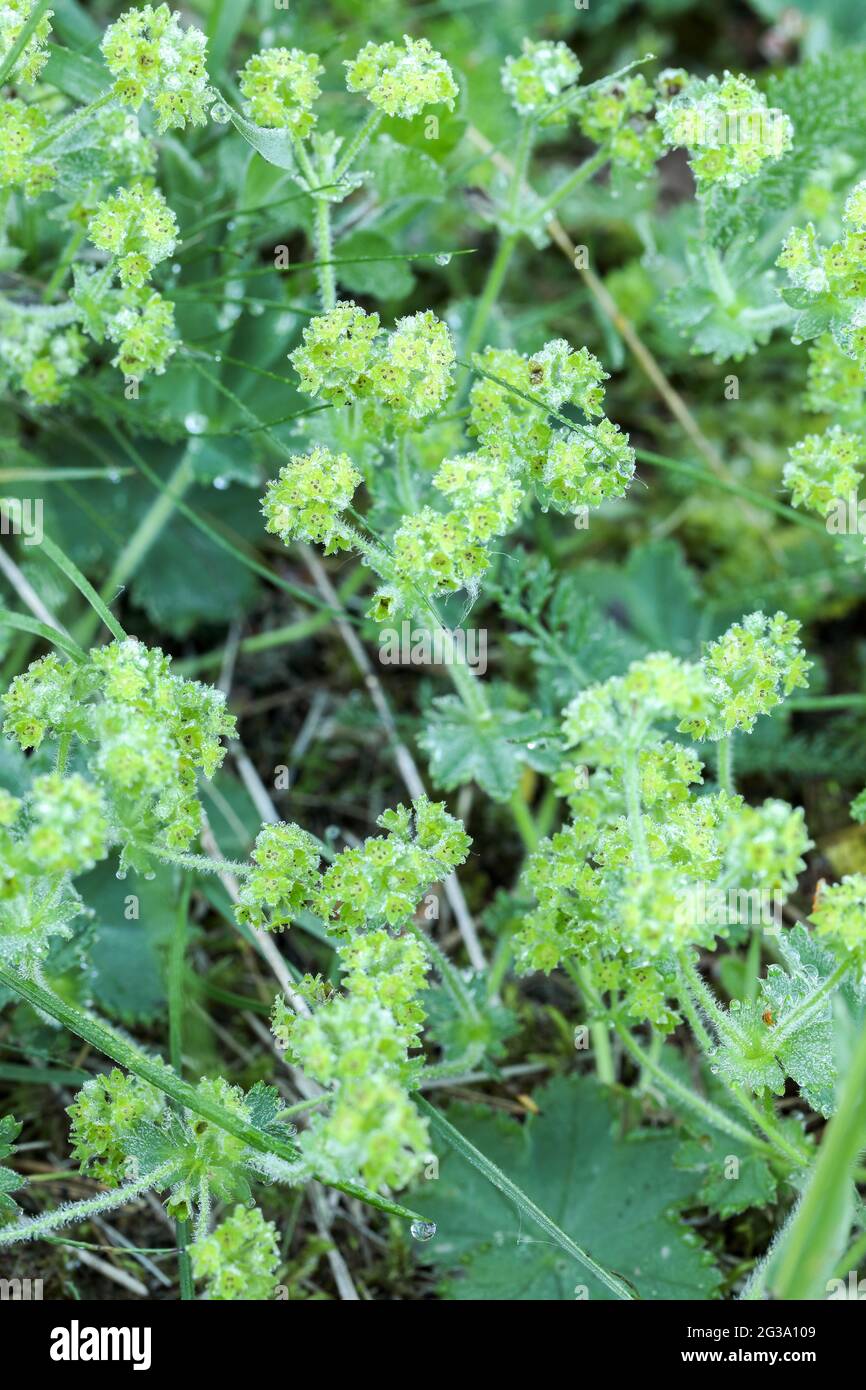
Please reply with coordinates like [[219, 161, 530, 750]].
[[0, 1276, 43, 1300], [826, 1270, 866, 1300], [0, 497, 43, 546], [677, 884, 782, 931], [49, 1320, 152, 1372], [378, 621, 487, 674], [825, 491, 866, 535]]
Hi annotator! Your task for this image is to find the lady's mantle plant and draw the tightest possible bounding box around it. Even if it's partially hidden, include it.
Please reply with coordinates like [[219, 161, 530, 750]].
[[2, 3, 866, 1306]]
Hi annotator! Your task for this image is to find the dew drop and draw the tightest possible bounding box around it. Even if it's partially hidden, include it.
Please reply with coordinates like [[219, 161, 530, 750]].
[[434, 253, 452, 267], [116, 869, 127, 881], [171, 263, 181, 275], [212, 475, 229, 490], [210, 102, 231, 124], [410, 1220, 436, 1242], [184, 411, 208, 435], [250, 302, 265, 317]]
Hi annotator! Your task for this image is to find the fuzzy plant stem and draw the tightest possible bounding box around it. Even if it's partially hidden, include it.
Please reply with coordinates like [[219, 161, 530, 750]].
[[716, 735, 735, 794], [168, 877, 194, 1300], [405, 918, 480, 1023], [623, 749, 649, 870], [532, 146, 610, 222], [565, 962, 616, 1085], [291, 138, 337, 311], [150, 848, 253, 878], [611, 1017, 778, 1159], [0, 1159, 180, 1248], [457, 120, 534, 391], [312, 197, 337, 311], [334, 109, 383, 181]]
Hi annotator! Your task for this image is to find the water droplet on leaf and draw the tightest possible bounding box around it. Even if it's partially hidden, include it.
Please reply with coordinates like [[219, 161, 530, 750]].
[[410, 1220, 436, 1242], [185, 412, 208, 435]]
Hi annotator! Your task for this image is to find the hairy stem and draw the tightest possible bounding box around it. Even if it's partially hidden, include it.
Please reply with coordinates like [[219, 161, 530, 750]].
[[0, 1160, 179, 1248], [716, 735, 735, 794]]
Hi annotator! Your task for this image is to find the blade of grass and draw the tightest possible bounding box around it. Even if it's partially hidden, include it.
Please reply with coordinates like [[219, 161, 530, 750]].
[[38, 531, 127, 642], [769, 1015, 866, 1299], [0, 609, 86, 662], [168, 877, 194, 1301]]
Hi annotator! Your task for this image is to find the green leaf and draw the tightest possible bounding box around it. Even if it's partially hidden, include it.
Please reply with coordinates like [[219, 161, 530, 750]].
[[419, 685, 556, 800], [130, 508, 257, 638], [366, 135, 446, 204], [0, 1116, 26, 1223], [80, 863, 176, 1025], [572, 540, 705, 657], [759, 927, 840, 1116], [42, 45, 108, 102], [673, 1069, 779, 1219], [335, 231, 415, 301], [228, 109, 298, 173], [415, 1076, 721, 1300]]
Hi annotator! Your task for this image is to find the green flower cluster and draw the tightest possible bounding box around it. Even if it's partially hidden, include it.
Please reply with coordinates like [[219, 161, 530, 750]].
[[261, 445, 361, 553], [804, 336, 866, 419], [390, 506, 489, 602], [778, 180, 866, 371], [810, 875, 866, 969], [0, 301, 86, 406], [784, 427, 864, 516], [239, 47, 323, 134], [0, 774, 110, 970], [235, 822, 322, 932], [518, 618, 813, 1009], [289, 301, 455, 426], [87, 183, 178, 289], [101, 4, 210, 133], [562, 651, 710, 765], [236, 795, 468, 938], [317, 796, 470, 935], [469, 341, 619, 482], [285, 314, 630, 614], [681, 611, 810, 740], [68, 1071, 165, 1183], [190, 1206, 281, 1301], [542, 420, 636, 513], [69, 1071, 300, 1219], [104, 289, 176, 377], [344, 35, 457, 119], [0, 99, 55, 197], [1, 638, 235, 873], [268, 796, 464, 1191], [657, 70, 793, 189], [501, 39, 581, 124], [380, 339, 631, 606], [579, 75, 663, 173], [719, 799, 811, 897], [0, 0, 53, 86]]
